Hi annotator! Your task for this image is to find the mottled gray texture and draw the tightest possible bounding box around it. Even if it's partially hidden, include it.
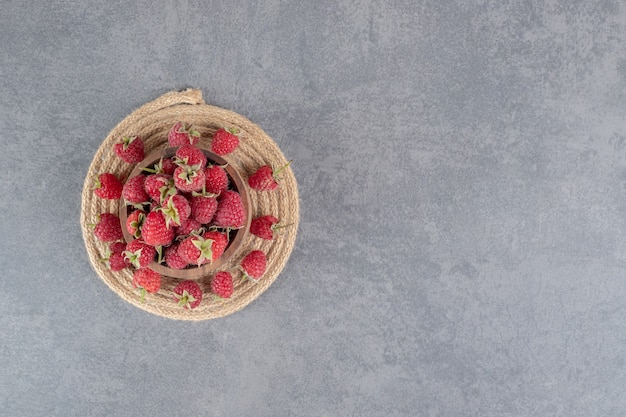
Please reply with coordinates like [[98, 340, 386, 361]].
[[1, 0, 626, 415]]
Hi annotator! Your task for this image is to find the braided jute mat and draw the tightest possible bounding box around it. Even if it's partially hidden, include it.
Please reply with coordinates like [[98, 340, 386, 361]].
[[80, 89, 299, 320]]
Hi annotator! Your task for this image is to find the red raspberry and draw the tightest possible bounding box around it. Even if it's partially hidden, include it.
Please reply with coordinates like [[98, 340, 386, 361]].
[[144, 174, 175, 204], [190, 193, 218, 224], [248, 166, 276, 191], [164, 243, 188, 270], [175, 217, 203, 237], [114, 135, 144, 164], [93, 173, 123, 200], [249, 215, 281, 240], [147, 156, 176, 176], [110, 241, 127, 254], [168, 122, 200, 147], [133, 268, 161, 293], [141, 210, 175, 247], [126, 209, 145, 239], [211, 271, 233, 299], [248, 161, 292, 191], [133, 268, 161, 302], [124, 239, 157, 269], [211, 128, 239, 156], [173, 165, 205, 193], [161, 157, 177, 175], [93, 213, 123, 242], [177, 231, 227, 266], [123, 174, 150, 204], [203, 230, 228, 261], [204, 164, 229, 195], [103, 242, 130, 271], [175, 145, 207, 168], [240, 250, 267, 282], [212, 190, 246, 229], [177, 234, 211, 266], [172, 280, 203, 309], [160, 194, 191, 227], [108, 252, 129, 271]]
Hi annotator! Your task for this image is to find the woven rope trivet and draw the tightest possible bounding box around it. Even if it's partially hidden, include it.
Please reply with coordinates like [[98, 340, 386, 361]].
[[80, 89, 299, 320]]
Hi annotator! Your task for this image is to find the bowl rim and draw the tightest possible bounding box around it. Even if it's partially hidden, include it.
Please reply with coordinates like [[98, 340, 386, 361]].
[[118, 146, 252, 279]]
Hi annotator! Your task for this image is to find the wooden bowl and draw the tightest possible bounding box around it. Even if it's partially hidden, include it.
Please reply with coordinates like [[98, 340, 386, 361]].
[[119, 147, 251, 279]]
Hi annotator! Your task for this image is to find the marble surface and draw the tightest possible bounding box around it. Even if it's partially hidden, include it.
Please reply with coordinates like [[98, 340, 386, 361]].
[[2, 1, 626, 416]]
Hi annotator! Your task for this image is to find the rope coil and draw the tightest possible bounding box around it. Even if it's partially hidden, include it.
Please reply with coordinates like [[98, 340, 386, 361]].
[[80, 89, 299, 320]]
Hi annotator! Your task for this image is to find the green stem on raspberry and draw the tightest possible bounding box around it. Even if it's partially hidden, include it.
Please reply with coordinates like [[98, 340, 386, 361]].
[[272, 223, 294, 237], [176, 290, 197, 308], [192, 185, 218, 198], [125, 200, 149, 210], [124, 248, 143, 269], [99, 248, 112, 262], [273, 160, 293, 177], [236, 266, 258, 284]]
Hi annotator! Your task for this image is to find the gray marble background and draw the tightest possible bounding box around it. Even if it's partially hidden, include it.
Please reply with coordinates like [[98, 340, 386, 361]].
[[2, 0, 626, 416]]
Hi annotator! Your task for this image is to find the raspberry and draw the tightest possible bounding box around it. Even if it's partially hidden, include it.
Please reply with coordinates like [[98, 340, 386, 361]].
[[160, 194, 191, 228], [248, 161, 292, 191], [168, 122, 200, 147], [249, 215, 284, 240], [93, 173, 123, 200], [114, 135, 144, 164], [164, 243, 188, 270], [144, 174, 175, 204], [240, 250, 267, 282], [102, 242, 130, 271], [123, 174, 150, 204], [190, 193, 218, 224], [211, 271, 233, 299], [172, 280, 203, 309], [173, 165, 205, 193], [211, 128, 239, 156], [175, 145, 207, 168], [177, 231, 227, 266], [212, 190, 246, 229], [124, 239, 157, 269], [93, 213, 123, 242], [204, 164, 229, 195], [175, 217, 203, 237], [132, 268, 161, 302], [141, 210, 175, 247], [126, 210, 145, 239]]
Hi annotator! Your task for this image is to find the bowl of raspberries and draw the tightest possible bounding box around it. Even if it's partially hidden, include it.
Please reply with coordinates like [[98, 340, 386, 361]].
[[82, 89, 299, 320], [118, 141, 252, 279]]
